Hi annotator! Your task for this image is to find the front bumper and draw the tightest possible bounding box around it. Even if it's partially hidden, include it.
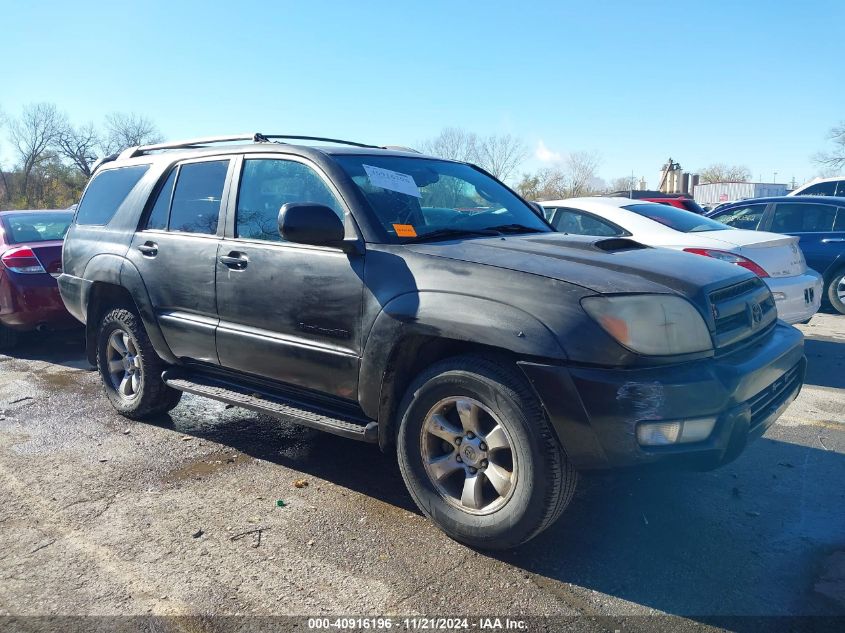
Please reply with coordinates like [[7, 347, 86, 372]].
[[519, 322, 805, 471], [765, 271, 823, 324]]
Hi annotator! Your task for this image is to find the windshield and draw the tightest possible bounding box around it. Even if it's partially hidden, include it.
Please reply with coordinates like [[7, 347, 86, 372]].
[[2, 212, 74, 244], [332, 155, 550, 241], [622, 203, 729, 233]]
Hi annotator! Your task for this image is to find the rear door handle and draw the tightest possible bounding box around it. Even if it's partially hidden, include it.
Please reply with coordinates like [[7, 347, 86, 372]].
[[220, 252, 248, 270], [137, 241, 158, 257], [821, 238, 845, 243]]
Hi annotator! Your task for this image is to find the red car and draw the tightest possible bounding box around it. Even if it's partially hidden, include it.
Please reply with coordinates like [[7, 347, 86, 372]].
[[642, 196, 707, 215], [0, 209, 78, 350]]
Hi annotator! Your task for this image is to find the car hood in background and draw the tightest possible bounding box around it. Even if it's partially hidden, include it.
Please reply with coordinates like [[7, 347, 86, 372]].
[[407, 233, 752, 299]]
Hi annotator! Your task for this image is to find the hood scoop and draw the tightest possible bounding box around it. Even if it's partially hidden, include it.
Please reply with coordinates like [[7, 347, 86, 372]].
[[525, 235, 650, 253]]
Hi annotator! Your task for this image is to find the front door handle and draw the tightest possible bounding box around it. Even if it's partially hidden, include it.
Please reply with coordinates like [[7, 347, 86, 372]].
[[137, 241, 158, 257], [220, 252, 248, 270], [821, 238, 845, 243]]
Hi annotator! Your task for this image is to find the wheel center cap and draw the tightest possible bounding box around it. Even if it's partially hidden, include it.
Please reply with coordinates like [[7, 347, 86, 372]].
[[461, 437, 485, 467], [122, 355, 132, 372]]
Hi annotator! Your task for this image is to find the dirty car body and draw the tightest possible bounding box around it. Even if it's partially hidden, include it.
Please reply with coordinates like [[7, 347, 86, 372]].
[[58, 136, 805, 547]]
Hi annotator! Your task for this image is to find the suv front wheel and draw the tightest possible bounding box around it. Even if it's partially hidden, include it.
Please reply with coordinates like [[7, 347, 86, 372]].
[[96, 308, 182, 419], [397, 356, 577, 549]]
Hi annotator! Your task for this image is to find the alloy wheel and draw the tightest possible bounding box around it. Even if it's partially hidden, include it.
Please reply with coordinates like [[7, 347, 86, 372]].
[[420, 397, 518, 515], [106, 330, 142, 401]]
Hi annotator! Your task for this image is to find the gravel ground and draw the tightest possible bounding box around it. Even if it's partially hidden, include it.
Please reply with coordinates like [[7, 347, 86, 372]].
[[0, 313, 843, 630]]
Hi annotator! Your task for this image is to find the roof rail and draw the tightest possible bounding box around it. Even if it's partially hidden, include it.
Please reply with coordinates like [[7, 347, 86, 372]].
[[117, 132, 380, 160]]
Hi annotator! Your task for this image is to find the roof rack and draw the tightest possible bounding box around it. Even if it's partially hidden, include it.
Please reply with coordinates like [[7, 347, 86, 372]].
[[117, 133, 380, 160]]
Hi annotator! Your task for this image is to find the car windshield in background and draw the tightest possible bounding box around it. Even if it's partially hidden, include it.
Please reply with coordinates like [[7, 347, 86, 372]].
[[623, 203, 729, 233], [332, 156, 550, 241], [3, 212, 74, 243]]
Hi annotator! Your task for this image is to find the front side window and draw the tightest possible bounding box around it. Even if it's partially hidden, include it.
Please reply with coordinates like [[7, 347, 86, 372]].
[[76, 165, 149, 225], [622, 203, 728, 233], [771, 203, 837, 233], [547, 208, 623, 237], [168, 160, 229, 235], [3, 212, 73, 243], [711, 204, 766, 230], [236, 159, 344, 242]]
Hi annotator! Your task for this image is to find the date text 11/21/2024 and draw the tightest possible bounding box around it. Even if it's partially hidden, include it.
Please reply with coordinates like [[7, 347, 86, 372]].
[[306, 617, 528, 630]]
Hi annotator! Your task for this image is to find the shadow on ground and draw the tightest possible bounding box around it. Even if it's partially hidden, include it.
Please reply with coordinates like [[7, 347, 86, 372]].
[[804, 338, 845, 389]]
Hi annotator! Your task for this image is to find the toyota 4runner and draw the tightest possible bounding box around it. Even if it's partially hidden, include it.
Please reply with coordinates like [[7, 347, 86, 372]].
[[59, 134, 805, 548]]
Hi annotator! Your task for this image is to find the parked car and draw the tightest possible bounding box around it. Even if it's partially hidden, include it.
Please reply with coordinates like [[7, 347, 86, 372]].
[[60, 134, 805, 548], [788, 176, 845, 197], [642, 196, 707, 215], [708, 196, 845, 314], [0, 209, 77, 350], [541, 197, 822, 324]]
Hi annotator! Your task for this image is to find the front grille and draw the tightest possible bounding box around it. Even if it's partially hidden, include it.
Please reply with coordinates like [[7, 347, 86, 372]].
[[747, 362, 803, 429], [708, 278, 777, 354]]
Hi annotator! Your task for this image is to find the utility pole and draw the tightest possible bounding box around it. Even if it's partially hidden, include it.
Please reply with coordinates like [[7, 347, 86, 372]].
[[773, 171, 778, 183]]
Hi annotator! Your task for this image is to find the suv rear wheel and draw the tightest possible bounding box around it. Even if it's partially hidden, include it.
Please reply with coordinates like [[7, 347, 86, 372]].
[[827, 269, 845, 315], [397, 356, 577, 549], [96, 308, 182, 419]]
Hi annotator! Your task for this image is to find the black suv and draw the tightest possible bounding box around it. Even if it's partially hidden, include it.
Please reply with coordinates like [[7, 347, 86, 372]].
[[59, 134, 805, 548]]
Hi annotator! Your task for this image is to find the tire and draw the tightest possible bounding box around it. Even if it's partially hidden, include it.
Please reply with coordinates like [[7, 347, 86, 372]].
[[396, 355, 577, 549], [96, 308, 182, 419], [0, 324, 19, 352], [826, 269, 845, 315]]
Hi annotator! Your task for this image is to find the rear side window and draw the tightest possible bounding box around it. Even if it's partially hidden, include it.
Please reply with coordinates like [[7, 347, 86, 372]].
[[622, 203, 727, 233], [797, 181, 837, 196], [771, 203, 837, 233], [168, 160, 229, 234], [835, 208, 845, 232], [76, 165, 149, 225]]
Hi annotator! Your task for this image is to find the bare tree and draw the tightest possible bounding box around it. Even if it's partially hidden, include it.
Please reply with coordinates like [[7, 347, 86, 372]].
[[698, 163, 751, 184], [8, 102, 64, 205], [419, 127, 479, 163], [608, 175, 637, 193], [814, 122, 845, 172], [55, 121, 100, 178], [475, 134, 528, 182], [101, 112, 163, 154], [566, 151, 601, 197]]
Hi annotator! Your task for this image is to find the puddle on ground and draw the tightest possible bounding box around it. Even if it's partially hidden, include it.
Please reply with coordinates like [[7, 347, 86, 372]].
[[162, 450, 253, 483]]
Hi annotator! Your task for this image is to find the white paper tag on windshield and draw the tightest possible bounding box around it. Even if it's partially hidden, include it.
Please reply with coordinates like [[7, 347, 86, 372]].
[[362, 164, 421, 198]]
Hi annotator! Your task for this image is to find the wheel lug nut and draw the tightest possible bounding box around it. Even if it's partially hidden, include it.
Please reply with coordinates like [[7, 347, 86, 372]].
[[479, 442, 487, 451], [469, 467, 477, 474], [456, 455, 462, 462], [455, 437, 462, 445], [466, 432, 475, 439], [480, 459, 488, 468]]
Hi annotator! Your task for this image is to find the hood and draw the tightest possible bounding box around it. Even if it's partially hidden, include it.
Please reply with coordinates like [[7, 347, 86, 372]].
[[407, 233, 752, 299]]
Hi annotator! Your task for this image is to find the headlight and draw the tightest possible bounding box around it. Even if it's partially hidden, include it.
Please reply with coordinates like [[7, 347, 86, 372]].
[[581, 294, 713, 356]]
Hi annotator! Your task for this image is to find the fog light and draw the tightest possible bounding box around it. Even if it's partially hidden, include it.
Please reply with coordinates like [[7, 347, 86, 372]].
[[637, 417, 717, 446], [772, 291, 786, 301], [636, 421, 681, 446]]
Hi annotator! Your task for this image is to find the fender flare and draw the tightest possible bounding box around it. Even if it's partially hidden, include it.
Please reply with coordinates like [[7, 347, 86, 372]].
[[357, 291, 567, 421]]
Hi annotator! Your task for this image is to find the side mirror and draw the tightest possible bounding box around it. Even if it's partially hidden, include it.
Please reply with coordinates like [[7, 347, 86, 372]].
[[278, 203, 345, 247]]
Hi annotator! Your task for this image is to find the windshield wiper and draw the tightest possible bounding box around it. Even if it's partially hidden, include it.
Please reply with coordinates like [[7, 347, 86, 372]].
[[482, 223, 546, 234], [403, 228, 501, 243]]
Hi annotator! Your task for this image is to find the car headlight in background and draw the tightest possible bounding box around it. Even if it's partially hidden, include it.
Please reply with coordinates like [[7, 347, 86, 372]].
[[581, 294, 713, 356]]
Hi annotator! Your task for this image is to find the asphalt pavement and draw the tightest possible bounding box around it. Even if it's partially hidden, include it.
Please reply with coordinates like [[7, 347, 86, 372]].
[[0, 313, 843, 630]]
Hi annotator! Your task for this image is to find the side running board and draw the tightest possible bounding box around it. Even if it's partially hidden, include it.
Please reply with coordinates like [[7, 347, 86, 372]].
[[162, 369, 378, 443]]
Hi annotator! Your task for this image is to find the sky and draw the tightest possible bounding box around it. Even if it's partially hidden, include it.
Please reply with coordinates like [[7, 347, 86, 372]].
[[1, 0, 843, 188]]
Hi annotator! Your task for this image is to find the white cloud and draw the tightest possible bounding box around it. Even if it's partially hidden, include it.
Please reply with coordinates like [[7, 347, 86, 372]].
[[535, 140, 562, 163]]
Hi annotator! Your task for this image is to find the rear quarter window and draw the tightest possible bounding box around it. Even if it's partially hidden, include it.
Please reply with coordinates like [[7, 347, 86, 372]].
[[75, 165, 150, 225]]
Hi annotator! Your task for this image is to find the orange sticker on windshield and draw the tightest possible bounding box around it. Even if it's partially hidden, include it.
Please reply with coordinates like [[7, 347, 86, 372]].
[[393, 224, 417, 237]]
